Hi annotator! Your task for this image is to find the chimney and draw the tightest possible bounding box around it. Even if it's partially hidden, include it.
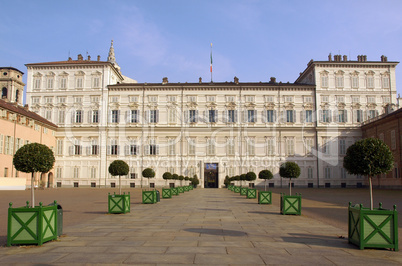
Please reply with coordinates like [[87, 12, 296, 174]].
[[234, 76, 239, 84], [363, 55, 367, 62], [328, 53, 332, 61], [199, 77, 202, 84], [68, 57, 72, 61], [77, 54, 83, 61], [87, 55, 91, 61], [343, 55, 347, 61], [162, 77, 168, 84], [269, 77, 276, 83], [97, 55, 101, 61]]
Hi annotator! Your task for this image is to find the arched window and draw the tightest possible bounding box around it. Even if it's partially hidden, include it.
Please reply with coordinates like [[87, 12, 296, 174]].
[[1, 87, 7, 99], [15, 90, 20, 102]]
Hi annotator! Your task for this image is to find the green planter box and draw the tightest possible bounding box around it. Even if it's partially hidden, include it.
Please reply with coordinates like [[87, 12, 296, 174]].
[[227, 185, 233, 190], [189, 185, 193, 190], [7, 201, 58, 246], [184, 186, 189, 192], [142, 190, 157, 204], [280, 193, 302, 215], [247, 188, 257, 199], [162, 188, 172, 199], [258, 191, 272, 204], [234, 186, 241, 193], [348, 203, 398, 251], [108, 193, 130, 214], [171, 187, 179, 196], [178, 187, 184, 193], [240, 187, 248, 196]]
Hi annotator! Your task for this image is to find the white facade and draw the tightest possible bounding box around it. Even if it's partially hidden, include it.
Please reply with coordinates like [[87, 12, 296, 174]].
[[25, 47, 399, 188]]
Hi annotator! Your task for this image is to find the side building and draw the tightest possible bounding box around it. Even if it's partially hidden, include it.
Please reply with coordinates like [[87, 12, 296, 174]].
[[0, 67, 57, 189], [25, 47, 399, 188]]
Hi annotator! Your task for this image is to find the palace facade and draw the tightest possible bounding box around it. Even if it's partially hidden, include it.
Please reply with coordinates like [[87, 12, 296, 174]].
[[25, 43, 399, 188]]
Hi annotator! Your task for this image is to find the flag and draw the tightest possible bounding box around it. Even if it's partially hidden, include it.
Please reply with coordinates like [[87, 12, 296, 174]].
[[210, 43, 213, 73]]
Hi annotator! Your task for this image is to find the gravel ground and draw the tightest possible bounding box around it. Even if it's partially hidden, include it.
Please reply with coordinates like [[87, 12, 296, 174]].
[[1, 187, 401, 246]]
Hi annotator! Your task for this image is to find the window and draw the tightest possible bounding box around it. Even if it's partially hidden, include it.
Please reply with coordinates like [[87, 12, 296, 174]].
[[286, 138, 295, 156], [128, 143, 138, 155], [383, 96, 390, 104], [209, 109, 217, 123], [341, 168, 347, 179], [56, 167, 62, 179], [368, 110, 377, 119], [34, 78, 41, 89], [76, 78, 83, 89], [110, 140, 119, 155], [207, 138, 215, 155], [75, 110, 83, 124], [285, 96, 293, 102], [382, 76, 390, 88], [352, 76, 359, 88], [246, 96, 254, 102], [149, 143, 158, 155], [339, 139, 346, 155], [45, 97, 53, 104], [338, 110, 347, 123], [74, 96, 82, 103], [92, 110, 99, 123], [149, 96, 157, 103], [226, 96, 235, 102], [149, 110, 159, 123], [336, 96, 345, 103], [367, 96, 375, 104], [189, 110, 198, 123], [45, 110, 52, 120], [247, 110, 256, 123], [367, 76, 374, 88], [168, 108, 176, 124], [321, 96, 329, 103], [286, 110, 295, 123], [267, 138, 275, 155], [56, 139, 63, 155], [304, 96, 312, 103], [168, 139, 176, 155], [168, 96, 176, 102], [355, 109, 363, 123], [4, 168, 8, 177], [188, 138, 196, 155], [58, 110, 65, 124], [90, 139, 99, 155], [91, 96, 99, 103], [32, 97, 40, 104], [93, 77, 100, 88], [129, 96, 138, 103], [265, 96, 274, 102], [130, 110, 139, 123], [111, 110, 119, 123], [72, 140, 82, 155], [227, 110, 236, 123], [352, 96, 359, 103], [305, 110, 312, 123], [321, 110, 331, 123], [188, 96, 196, 103], [325, 167, 331, 179], [207, 96, 215, 102], [247, 138, 255, 156], [60, 77, 67, 89], [47, 78, 54, 89], [73, 167, 80, 178], [321, 75, 328, 87], [304, 138, 313, 155], [266, 110, 275, 123], [323, 139, 330, 155], [58, 97, 66, 103], [308, 167, 313, 179], [336, 76, 344, 88], [91, 167, 97, 179], [227, 138, 235, 156], [0, 134, 3, 154]]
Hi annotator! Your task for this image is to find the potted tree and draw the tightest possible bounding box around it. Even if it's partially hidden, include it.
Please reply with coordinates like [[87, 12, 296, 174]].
[[171, 174, 179, 195], [162, 172, 173, 198], [191, 175, 199, 188], [279, 162, 301, 215], [8, 143, 57, 246], [344, 138, 397, 251], [178, 175, 185, 193], [184, 176, 190, 191], [141, 168, 157, 204], [258, 170, 273, 204], [246, 172, 257, 198], [224, 175, 230, 188], [108, 160, 130, 214]]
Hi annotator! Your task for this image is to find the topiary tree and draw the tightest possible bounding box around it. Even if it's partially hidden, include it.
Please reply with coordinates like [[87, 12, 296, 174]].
[[184, 176, 190, 185], [224, 175, 230, 187], [191, 175, 199, 187], [178, 175, 184, 186], [142, 168, 156, 189], [240, 174, 247, 186], [172, 174, 179, 187], [259, 169, 273, 191], [13, 143, 55, 207], [246, 172, 257, 187], [162, 172, 172, 187], [279, 162, 300, 195], [343, 138, 394, 210], [108, 160, 129, 194]]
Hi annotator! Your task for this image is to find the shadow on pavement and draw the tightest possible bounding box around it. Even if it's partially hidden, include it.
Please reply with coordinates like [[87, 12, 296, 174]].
[[184, 228, 247, 237]]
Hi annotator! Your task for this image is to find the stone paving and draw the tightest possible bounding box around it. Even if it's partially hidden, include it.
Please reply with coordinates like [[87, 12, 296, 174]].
[[0, 188, 401, 265]]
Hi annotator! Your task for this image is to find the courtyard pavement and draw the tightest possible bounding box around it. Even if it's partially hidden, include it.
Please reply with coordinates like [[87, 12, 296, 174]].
[[0, 188, 401, 265]]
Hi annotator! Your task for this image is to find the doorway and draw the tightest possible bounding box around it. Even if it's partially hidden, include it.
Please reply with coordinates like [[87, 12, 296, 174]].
[[204, 163, 218, 188]]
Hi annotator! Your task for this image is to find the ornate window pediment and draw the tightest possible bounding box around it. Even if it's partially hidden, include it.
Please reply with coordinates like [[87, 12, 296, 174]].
[[33, 72, 43, 77], [264, 102, 276, 109], [206, 102, 217, 108], [186, 102, 198, 108], [337, 102, 346, 109], [75, 71, 85, 76], [59, 71, 69, 76], [129, 102, 139, 108], [303, 103, 314, 109], [244, 102, 256, 108], [46, 71, 56, 77], [92, 71, 102, 76], [225, 102, 237, 108], [284, 103, 294, 109]]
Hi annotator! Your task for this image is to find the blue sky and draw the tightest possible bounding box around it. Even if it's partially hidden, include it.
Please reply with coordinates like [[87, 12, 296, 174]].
[[2, 0, 402, 100]]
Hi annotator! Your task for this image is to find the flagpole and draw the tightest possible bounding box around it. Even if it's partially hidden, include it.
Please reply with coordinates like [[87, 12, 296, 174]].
[[210, 43, 213, 83]]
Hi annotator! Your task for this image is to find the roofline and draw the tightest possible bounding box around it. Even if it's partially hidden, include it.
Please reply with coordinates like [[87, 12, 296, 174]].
[[0, 67, 24, 75]]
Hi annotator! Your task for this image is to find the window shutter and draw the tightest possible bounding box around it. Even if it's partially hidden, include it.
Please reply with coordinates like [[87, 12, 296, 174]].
[[223, 110, 227, 123], [86, 146, 91, 156], [292, 110, 296, 123], [214, 110, 218, 122], [71, 110, 75, 124], [243, 110, 247, 123], [107, 145, 111, 155], [184, 110, 189, 123], [344, 110, 348, 122], [156, 110, 159, 123], [375, 110, 379, 117], [69, 145, 74, 155], [261, 110, 266, 123], [254, 110, 257, 122], [117, 145, 120, 156], [319, 110, 323, 122], [353, 110, 357, 123], [125, 145, 129, 155], [280, 111, 284, 123], [195, 110, 199, 123], [125, 110, 129, 123], [273, 110, 276, 122], [234, 110, 238, 123], [108, 110, 112, 123], [137, 145, 141, 155], [156, 145, 160, 155], [144, 145, 150, 155], [300, 111, 304, 123], [334, 110, 339, 122], [203, 111, 206, 123], [117, 110, 120, 123]]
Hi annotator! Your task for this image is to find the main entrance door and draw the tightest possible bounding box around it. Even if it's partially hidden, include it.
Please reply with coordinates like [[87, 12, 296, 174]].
[[204, 163, 218, 188]]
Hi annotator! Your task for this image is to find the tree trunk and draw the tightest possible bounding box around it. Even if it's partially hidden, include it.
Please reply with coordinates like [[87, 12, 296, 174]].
[[369, 176, 373, 210], [31, 172, 35, 208], [264, 179, 267, 191], [289, 178, 292, 196], [119, 175, 122, 195]]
